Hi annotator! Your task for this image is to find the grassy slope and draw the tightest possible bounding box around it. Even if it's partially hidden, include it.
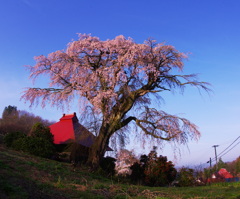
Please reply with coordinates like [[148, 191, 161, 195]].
[[0, 145, 240, 199]]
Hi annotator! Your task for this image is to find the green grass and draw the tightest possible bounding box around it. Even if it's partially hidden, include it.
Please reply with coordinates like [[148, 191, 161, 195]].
[[0, 144, 240, 199]]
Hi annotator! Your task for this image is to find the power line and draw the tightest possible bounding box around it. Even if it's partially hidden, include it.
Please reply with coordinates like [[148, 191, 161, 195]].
[[218, 141, 240, 159], [217, 136, 240, 157], [206, 135, 240, 166], [182, 135, 240, 168]]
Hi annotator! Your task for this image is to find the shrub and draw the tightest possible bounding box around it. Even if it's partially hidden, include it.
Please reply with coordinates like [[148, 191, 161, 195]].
[[11, 137, 30, 151], [27, 122, 56, 158], [130, 147, 177, 187], [4, 123, 56, 159], [144, 154, 177, 187], [12, 136, 56, 158], [3, 132, 27, 147], [0, 134, 4, 144], [100, 156, 116, 176], [30, 122, 54, 143], [176, 167, 196, 187], [130, 162, 145, 184]]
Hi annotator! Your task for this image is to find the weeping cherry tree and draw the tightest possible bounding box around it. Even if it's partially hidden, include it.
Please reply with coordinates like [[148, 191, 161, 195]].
[[22, 34, 210, 168]]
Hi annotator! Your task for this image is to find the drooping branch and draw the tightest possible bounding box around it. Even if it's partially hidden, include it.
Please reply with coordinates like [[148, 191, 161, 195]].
[[111, 106, 200, 146], [132, 107, 200, 144], [21, 87, 73, 108]]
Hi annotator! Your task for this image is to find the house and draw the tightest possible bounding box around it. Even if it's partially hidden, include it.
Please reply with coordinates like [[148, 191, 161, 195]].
[[209, 168, 238, 183], [49, 112, 95, 147], [218, 168, 233, 179], [49, 112, 112, 151]]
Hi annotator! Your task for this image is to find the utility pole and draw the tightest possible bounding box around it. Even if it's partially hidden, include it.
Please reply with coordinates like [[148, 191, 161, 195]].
[[207, 157, 212, 168], [207, 157, 212, 180], [212, 145, 219, 165]]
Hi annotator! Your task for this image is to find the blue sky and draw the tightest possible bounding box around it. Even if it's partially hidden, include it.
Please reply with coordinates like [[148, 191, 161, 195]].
[[0, 0, 240, 167]]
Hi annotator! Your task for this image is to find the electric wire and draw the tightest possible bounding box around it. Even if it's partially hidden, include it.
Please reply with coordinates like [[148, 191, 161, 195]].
[[217, 136, 240, 157], [218, 141, 240, 159], [206, 135, 240, 166]]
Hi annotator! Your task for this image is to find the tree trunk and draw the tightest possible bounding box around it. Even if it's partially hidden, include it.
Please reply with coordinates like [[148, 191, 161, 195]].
[[87, 127, 111, 169], [86, 98, 135, 169]]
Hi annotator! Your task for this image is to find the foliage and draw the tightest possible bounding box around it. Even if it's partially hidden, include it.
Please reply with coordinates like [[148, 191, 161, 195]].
[[211, 158, 228, 172], [22, 34, 210, 167], [203, 167, 212, 180], [30, 122, 54, 143], [26, 122, 56, 158], [130, 161, 145, 184], [12, 136, 56, 158], [4, 122, 56, 158], [130, 147, 176, 187], [176, 167, 196, 187], [144, 147, 177, 186], [100, 156, 116, 176], [3, 131, 27, 147], [227, 156, 240, 177], [129, 154, 149, 184]]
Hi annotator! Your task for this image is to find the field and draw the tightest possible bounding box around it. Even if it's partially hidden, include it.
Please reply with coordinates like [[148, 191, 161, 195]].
[[0, 145, 240, 199]]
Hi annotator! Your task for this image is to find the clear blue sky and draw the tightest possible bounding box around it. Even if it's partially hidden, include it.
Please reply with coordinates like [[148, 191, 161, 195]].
[[0, 0, 240, 167]]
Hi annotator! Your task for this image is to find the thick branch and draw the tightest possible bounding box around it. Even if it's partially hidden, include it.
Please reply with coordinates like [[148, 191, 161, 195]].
[[117, 116, 136, 131]]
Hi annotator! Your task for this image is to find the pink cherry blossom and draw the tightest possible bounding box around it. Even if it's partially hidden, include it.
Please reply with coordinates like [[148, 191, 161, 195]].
[[22, 34, 210, 168]]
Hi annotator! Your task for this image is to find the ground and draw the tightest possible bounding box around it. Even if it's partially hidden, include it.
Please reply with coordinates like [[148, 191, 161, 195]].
[[0, 144, 240, 199]]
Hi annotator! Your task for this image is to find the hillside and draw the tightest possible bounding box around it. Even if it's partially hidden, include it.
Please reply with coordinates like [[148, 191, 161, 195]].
[[1, 145, 240, 199], [0, 144, 167, 199]]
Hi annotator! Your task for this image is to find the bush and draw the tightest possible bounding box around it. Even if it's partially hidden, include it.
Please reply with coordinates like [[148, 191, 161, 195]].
[[130, 161, 145, 184], [0, 134, 4, 144], [130, 147, 177, 187], [27, 122, 56, 158], [144, 155, 177, 187], [30, 122, 54, 143], [100, 156, 116, 176], [4, 123, 56, 159], [11, 137, 30, 151], [26, 137, 56, 158], [176, 167, 196, 187], [3, 132, 27, 147], [12, 136, 56, 158]]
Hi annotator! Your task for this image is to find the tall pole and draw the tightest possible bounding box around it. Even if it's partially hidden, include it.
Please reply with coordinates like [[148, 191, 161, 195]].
[[212, 145, 219, 165], [207, 157, 212, 180], [208, 157, 212, 168]]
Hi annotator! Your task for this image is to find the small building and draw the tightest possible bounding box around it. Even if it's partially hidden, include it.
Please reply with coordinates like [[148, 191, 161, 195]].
[[49, 112, 112, 152], [218, 168, 233, 179], [210, 168, 236, 183], [49, 112, 95, 147]]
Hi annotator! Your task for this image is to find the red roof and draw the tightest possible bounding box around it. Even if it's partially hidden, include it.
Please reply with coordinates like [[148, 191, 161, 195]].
[[49, 113, 94, 146], [218, 168, 233, 179]]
